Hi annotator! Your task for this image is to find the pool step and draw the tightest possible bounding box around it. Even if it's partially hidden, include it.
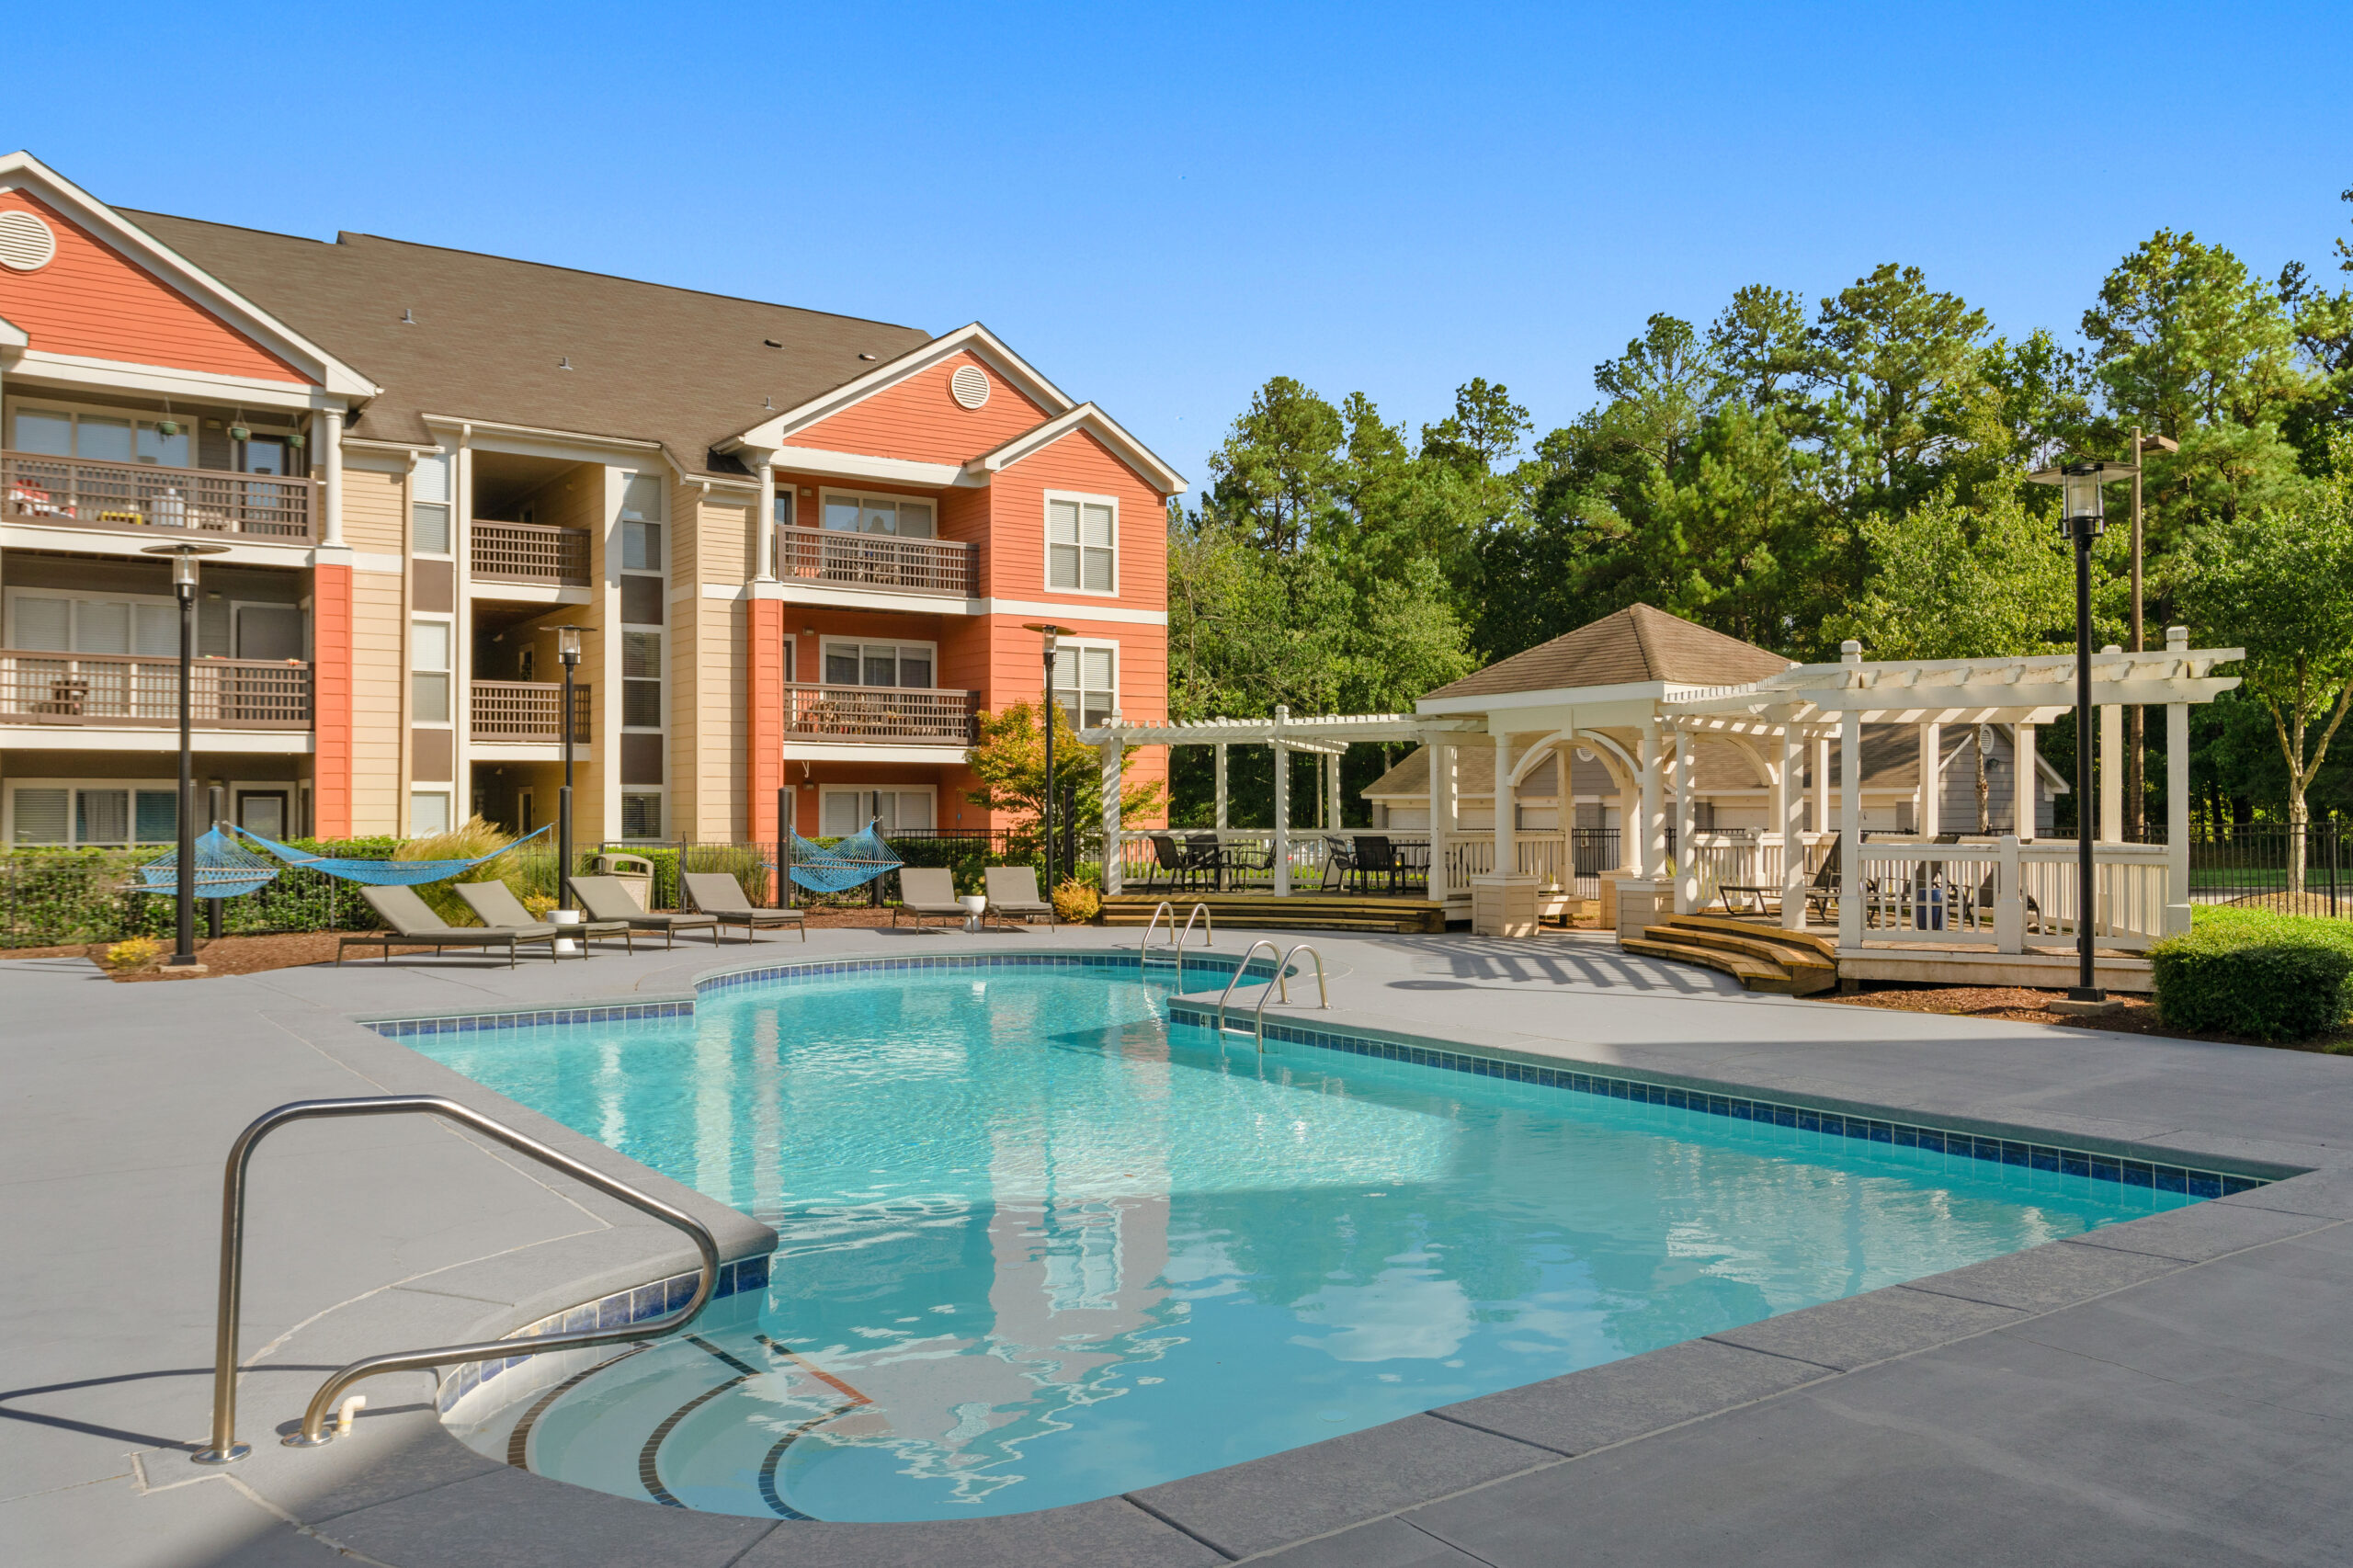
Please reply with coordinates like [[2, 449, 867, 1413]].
[[1626, 916, 1841, 996], [1100, 893, 1447, 935]]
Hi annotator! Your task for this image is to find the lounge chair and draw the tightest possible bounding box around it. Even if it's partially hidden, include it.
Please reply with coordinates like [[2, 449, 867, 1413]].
[[457, 881, 633, 955], [893, 867, 967, 930], [568, 875, 721, 948], [983, 866, 1057, 929], [682, 871, 806, 943], [340, 884, 559, 967]]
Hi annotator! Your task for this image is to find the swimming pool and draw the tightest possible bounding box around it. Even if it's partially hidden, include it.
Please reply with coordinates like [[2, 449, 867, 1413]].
[[409, 955, 2211, 1522]]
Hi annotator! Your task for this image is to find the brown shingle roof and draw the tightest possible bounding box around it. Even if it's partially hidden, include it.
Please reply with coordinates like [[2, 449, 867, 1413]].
[[1425, 604, 1791, 700], [121, 211, 934, 474]]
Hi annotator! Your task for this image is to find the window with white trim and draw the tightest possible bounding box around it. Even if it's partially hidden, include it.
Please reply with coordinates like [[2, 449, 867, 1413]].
[[409, 790, 451, 836], [622, 631, 663, 727], [821, 640, 935, 689], [821, 788, 935, 837], [6, 590, 177, 655], [621, 793, 663, 839], [1051, 642, 1118, 729], [821, 491, 933, 538], [11, 406, 190, 468], [412, 451, 452, 555], [8, 783, 180, 846], [1046, 494, 1117, 594], [411, 619, 451, 723]]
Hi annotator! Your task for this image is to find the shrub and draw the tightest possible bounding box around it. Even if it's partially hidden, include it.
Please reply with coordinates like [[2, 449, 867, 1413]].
[[1052, 878, 1102, 923], [393, 816, 518, 925], [102, 936, 164, 972], [2151, 906, 2353, 1042]]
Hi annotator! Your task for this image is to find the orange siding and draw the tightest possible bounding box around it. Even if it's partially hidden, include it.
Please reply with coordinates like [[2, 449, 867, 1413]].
[[979, 427, 1167, 617], [312, 561, 354, 836], [0, 191, 308, 383], [781, 351, 1047, 467]]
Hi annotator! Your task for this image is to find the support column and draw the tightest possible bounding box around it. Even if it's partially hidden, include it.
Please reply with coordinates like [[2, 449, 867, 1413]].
[[1214, 744, 1228, 830], [1100, 736, 1124, 894], [1812, 735, 1831, 835], [1838, 710, 1864, 950], [1475, 728, 1536, 937], [1493, 731, 1516, 878], [1780, 727, 1807, 931], [1433, 735, 1458, 899], [1916, 722, 1941, 838], [1639, 721, 1664, 882], [316, 406, 345, 547], [2013, 722, 2039, 840], [1673, 726, 1699, 915], [2099, 645, 2123, 844], [2165, 627, 2192, 935], [1325, 751, 1342, 832], [1271, 709, 1290, 897]]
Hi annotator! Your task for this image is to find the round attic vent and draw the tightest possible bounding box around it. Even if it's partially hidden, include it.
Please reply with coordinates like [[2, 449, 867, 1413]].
[[0, 210, 58, 272], [950, 364, 991, 409]]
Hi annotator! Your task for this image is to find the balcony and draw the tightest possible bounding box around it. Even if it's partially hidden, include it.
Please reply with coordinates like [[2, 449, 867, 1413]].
[[472, 520, 592, 588], [2, 450, 316, 542], [785, 683, 975, 745], [470, 680, 591, 744], [0, 651, 311, 728], [776, 525, 976, 598]]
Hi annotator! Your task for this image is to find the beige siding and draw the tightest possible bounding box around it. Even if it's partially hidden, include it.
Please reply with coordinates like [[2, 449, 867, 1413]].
[[697, 596, 743, 840], [351, 568, 404, 835], [342, 463, 407, 553]]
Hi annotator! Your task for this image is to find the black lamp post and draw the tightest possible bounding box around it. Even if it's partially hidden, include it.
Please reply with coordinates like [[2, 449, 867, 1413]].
[[1022, 623, 1072, 891], [2029, 459, 2137, 1002], [142, 540, 229, 968], [553, 625, 589, 911]]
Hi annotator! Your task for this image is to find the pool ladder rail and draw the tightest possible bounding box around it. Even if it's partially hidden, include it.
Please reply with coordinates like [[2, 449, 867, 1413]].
[[1214, 940, 1329, 1050], [1138, 900, 1214, 989], [190, 1095, 722, 1465]]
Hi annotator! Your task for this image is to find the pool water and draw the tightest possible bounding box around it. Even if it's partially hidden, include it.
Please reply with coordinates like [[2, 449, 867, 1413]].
[[417, 962, 2201, 1521]]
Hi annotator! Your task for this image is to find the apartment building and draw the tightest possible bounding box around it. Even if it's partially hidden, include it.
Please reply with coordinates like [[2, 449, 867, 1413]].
[[0, 152, 1180, 850]]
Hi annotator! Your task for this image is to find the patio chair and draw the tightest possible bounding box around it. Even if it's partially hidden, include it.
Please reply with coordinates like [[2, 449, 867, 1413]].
[[1191, 832, 1253, 891], [1353, 835, 1403, 893], [1144, 834, 1193, 892], [1317, 835, 1361, 892], [983, 866, 1057, 929], [682, 871, 806, 943], [893, 867, 967, 930], [340, 884, 559, 968], [456, 880, 632, 956], [569, 874, 721, 948], [1802, 835, 1844, 923]]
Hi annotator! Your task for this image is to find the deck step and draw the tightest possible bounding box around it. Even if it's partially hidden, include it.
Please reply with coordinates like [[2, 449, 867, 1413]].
[[1651, 912, 1839, 964], [1100, 892, 1446, 936], [1644, 922, 1839, 994], [1620, 937, 1800, 994]]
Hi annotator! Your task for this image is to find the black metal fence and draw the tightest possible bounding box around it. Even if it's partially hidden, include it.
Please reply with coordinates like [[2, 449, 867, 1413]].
[[2180, 821, 2347, 917]]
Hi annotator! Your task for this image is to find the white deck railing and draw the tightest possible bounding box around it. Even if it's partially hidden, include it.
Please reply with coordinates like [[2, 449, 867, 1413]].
[[1854, 837, 2170, 952]]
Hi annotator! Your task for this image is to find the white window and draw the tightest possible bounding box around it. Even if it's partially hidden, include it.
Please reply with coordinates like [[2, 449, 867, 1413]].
[[11, 406, 190, 469], [620, 473, 665, 523], [412, 451, 452, 553], [7, 591, 177, 655], [620, 792, 663, 839], [821, 641, 934, 689], [820, 788, 935, 837], [411, 619, 451, 723], [623, 519, 663, 572], [1046, 494, 1117, 594], [409, 790, 451, 836], [820, 491, 934, 538], [1051, 642, 1118, 728], [622, 631, 663, 727], [8, 783, 180, 846]]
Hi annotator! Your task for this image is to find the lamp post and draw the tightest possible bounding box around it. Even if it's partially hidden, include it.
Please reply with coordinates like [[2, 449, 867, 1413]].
[[142, 540, 230, 968], [552, 626, 590, 911], [2029, 459, 2137, 1001], [1022, 623, 1073, 892]]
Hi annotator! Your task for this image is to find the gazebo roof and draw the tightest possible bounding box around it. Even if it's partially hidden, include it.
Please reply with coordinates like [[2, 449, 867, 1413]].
[[1422, 604, 1793, 702]]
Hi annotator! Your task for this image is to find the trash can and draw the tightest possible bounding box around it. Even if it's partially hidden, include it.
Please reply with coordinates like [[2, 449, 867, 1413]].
[[591, 852, 655, 911]]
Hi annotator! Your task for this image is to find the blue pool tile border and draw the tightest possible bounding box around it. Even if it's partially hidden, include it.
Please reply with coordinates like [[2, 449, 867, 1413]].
[[1165, 1001, 2268, 1203], [435, 1252, 772, 1415]]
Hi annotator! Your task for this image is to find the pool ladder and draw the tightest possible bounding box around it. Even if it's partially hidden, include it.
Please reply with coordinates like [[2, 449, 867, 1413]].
[[1138, 900, 1213, 989], [1215, 940, 1329, 1050], [190, 1095, 722, 1465]]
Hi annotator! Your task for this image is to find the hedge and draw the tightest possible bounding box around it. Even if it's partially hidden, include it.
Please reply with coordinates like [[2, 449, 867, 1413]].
[[0, 838, 404, 949], [2150, 906, 2353, 1042]]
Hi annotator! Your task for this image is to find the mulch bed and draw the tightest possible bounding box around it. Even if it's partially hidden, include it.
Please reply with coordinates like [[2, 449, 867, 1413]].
[[0, 903, 941, 981], [1825, 983, 2353, 1053]]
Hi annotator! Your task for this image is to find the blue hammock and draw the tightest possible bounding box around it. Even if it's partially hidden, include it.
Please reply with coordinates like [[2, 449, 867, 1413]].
[[135, 826, 280, 899], [233, 823, 551, 885], [788, 824, 903, 894]]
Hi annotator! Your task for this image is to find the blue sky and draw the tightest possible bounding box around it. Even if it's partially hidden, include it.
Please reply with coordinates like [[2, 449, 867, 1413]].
[[8, 3, 2349, 491]]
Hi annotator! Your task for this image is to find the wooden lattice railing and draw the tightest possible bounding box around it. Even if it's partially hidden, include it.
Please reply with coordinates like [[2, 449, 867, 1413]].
[[3, 450, 316, 541], [0, 651, 311, 727], [470, 680, 591, 743], [472, 520, 592, 586], [783, 683, 974, 744]]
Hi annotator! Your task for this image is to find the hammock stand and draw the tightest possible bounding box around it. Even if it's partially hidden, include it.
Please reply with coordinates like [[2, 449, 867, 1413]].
[[232, 823, 552, 886], [787, 824, 903, 896]]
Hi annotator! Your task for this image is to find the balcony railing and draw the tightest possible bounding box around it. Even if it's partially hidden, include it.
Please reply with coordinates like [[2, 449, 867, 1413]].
[[0, 651, 311, 728], [472, 520, 592, 587], [775, 525, 976, 597], [784, 683, 974, 744], [2, 450, 316, 541], [470, 680, 591, 744]]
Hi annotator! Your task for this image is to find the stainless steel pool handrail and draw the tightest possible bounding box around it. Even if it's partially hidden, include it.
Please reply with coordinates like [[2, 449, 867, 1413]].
[[1174, 903, 1213, 989], [192, 1095, 721, 1465], [1216, 940, 1286, 1035], [1138, 901, 1176, 971], [1253, 943, 1331, 1051]]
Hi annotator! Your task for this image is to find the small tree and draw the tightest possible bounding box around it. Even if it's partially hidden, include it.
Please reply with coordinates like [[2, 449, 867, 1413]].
[[964, 701, 1165, 869], [2173, 437, 2353, 890]]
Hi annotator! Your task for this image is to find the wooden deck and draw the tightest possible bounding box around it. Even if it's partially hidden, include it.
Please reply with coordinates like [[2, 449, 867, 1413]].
[[1101, 892, 1448, 935], [1621, 910, 2156, 994]]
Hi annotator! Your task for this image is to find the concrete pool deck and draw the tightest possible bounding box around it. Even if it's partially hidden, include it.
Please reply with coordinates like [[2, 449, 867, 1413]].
[[3, 923, 2347, 1566]]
